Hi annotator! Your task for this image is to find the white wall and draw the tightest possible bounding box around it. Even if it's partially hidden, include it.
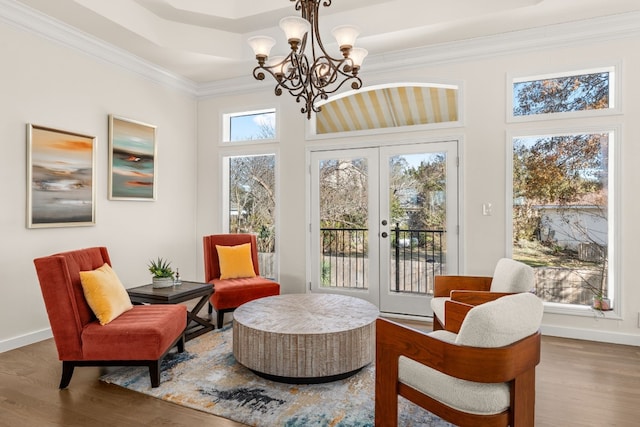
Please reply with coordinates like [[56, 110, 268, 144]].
[[0, 22, 198, 351], [2, 10, 639, 351], [197, 36, 640, 346]]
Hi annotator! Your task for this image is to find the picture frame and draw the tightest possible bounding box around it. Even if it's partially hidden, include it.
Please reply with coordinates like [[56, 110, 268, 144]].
[[27, 124, 96, 228], [108, 115, 157, 200]]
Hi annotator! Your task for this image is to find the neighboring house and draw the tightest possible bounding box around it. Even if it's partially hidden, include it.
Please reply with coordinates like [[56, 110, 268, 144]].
[[536, 204, 607, 260]]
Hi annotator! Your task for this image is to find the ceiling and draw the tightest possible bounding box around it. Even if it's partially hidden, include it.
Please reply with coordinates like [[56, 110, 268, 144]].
[[13, 0, 640, 84]]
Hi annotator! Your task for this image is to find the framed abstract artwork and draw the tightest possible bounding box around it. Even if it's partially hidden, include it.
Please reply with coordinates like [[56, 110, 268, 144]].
[[108, 115, 157, 200], [27, 124, 96, 228]]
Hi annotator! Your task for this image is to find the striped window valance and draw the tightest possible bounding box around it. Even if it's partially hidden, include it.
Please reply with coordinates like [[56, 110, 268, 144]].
[[315, 84, 459, 134]]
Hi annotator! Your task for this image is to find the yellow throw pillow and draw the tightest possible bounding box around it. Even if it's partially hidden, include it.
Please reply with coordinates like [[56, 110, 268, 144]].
[[216, 243, 257, 280], [80, 263, 133, 325]]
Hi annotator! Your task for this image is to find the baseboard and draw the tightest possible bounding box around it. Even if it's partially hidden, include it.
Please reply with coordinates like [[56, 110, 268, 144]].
[[0, 328, 52, 353], [380, 312, 433, 324], [541, 324, 640, 346]]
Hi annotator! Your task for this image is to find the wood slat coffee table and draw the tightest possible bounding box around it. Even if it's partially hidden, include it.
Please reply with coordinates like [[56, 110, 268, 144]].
[[233, 293, 379, 383]]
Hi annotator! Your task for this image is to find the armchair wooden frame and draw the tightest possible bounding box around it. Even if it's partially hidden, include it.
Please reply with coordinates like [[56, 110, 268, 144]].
[[432, 275, 514, 330], [375, 300, 541, 427]]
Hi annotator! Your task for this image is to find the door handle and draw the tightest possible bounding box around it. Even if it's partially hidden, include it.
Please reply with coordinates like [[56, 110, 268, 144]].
[[381, 232, 388, 238]]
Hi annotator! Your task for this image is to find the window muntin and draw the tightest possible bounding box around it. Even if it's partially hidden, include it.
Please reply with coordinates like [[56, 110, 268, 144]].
[[511, 131, 613, 309], [509, 66, 618, 121], [222, 108, 276, 143]]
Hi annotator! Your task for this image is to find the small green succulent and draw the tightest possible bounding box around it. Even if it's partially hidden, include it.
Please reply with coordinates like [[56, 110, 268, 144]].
[[148, 257, 174, 278]]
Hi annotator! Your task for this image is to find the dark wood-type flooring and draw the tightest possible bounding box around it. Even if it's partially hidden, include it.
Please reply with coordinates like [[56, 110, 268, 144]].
[[1, 318, 639, 426]]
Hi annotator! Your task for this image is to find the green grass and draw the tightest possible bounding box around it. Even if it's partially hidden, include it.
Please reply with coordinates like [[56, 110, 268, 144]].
[[513, 240, 601, 271]]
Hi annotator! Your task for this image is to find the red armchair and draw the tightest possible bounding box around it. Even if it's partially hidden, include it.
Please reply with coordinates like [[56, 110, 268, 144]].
[[33, 247, 186, 388], [203, 234, 280, 328]]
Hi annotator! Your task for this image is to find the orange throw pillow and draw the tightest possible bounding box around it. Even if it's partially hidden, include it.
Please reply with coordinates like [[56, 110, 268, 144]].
[[80, 263, 133, 325], [216, 243, 257, 280]]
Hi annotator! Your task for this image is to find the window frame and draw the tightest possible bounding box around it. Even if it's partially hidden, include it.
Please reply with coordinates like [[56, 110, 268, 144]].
[[220, 106, 279, 145], [506, 124, 621, 319], [506, 63, 622, 123], [219, 146, 280, 282]]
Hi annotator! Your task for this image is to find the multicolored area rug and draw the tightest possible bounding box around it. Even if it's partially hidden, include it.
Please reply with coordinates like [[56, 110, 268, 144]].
[[101, 326, 452, 427]]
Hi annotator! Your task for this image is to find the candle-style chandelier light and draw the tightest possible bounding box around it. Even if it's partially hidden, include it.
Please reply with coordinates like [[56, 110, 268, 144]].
[[248, 0, 368, 119]]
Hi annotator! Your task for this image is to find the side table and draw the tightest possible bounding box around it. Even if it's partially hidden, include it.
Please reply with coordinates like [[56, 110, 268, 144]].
[[127, 281, 215, 341]]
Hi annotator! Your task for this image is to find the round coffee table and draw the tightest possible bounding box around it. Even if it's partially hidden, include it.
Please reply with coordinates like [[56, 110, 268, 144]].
[[233, 293, 379, 383]]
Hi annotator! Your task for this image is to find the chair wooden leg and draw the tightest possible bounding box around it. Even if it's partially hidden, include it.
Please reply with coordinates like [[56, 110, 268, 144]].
[[59, 361, 75, 389], [432, 315, 444, 331], [375, 319, 400, 426], [177, 334, 185, 353], [208, 302, 213, 314], [511, 368, 536, 426], [217, 311, 224, 329], [149, 360, 161, 388]]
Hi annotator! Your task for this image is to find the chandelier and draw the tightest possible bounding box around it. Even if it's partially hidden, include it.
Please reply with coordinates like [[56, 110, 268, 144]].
[[248, 0, 368, 119]]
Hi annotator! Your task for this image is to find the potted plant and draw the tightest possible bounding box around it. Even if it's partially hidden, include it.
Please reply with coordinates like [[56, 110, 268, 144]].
[[582, 282, 611, 313], [148, 257, 174, 288]]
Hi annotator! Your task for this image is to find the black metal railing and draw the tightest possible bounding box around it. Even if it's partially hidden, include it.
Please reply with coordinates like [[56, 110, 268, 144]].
[[320, 224, 445, 294]]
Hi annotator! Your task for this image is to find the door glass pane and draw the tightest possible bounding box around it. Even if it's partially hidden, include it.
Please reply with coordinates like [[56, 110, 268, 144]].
[[319, 157, 369, 289], [388, 153, 446, 295], [227, 154, 276, 279], [512, 133, 610, 307]]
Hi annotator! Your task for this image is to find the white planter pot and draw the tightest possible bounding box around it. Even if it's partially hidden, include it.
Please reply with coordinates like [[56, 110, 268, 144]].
[[152, 277, 174, 288]]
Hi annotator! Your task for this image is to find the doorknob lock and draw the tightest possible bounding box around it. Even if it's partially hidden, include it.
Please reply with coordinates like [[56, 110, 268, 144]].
[[381, 232, 388, 238], [381, 220, 388, 226]]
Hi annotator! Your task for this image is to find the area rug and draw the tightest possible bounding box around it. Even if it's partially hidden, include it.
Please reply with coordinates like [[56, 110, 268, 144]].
[[101, 326, 452, 427]]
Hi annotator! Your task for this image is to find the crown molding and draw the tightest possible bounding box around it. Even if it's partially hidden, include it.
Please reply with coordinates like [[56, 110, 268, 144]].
[[364, 11, 640, 74], [0, 0, 199, 96], [200, 11, 640, 98], [1, 0, 639, 100]]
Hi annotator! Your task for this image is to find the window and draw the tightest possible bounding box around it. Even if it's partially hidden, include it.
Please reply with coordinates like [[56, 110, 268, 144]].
[[310, 82, 462, 137], [512, 131, 614, 310], [508, 66, 618, 121], [509, 66, 620, 314], [222, 153, 277, 279], [222, 108, 277, 143]]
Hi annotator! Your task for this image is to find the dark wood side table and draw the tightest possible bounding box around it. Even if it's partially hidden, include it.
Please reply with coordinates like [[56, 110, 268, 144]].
[[127, 281, 215, 341]]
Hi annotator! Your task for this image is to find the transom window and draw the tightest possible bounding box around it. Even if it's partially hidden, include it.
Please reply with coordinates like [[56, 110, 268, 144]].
[[508, 66, 618, 121], [222, 108, 277, 143], [311, 83, 462, 136]]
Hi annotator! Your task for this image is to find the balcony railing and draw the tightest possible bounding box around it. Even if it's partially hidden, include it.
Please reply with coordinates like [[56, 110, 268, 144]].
[[321, 224, 445, 294]]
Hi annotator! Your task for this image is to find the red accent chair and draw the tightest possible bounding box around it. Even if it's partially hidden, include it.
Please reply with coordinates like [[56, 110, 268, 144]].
[[33, 247, 186, 388], [203, 234, 280, 328]]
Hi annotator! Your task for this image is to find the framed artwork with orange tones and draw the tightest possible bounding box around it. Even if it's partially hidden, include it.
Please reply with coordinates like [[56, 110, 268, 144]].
[[108, 115, 157, 201], [27, 124, 96, 228]]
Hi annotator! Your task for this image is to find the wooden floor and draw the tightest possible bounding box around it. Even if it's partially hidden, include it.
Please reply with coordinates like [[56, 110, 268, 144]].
[[1, 319, 639, 426]]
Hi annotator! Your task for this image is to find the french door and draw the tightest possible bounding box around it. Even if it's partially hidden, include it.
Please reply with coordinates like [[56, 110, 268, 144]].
[[309, 141, 459, 317]]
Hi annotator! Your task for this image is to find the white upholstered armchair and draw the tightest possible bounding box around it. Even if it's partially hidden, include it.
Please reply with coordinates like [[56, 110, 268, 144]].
[[431, 258, 535, 330], [376, 292, 544, 426]]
